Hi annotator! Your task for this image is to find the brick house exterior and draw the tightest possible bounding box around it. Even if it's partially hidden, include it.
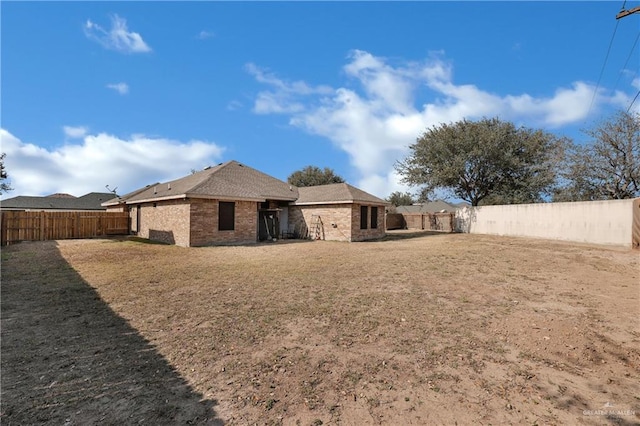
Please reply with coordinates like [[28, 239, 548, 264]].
[[104, 161, 388, 246], [289, 184, 387, 242]]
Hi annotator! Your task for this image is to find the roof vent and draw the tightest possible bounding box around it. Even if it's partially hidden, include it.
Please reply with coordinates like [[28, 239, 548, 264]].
[[153, 186, 157, 194], [168, 183, 171, 190], [204, 166, 211, 170]]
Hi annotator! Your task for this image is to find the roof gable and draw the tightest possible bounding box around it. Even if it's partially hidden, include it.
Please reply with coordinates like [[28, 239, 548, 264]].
[[293, 183, 388, 205], [115, 161, 298, 205]]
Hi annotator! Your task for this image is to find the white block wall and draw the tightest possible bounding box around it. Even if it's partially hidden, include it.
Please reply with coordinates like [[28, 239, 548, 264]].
[[456, 198, 639, 247]]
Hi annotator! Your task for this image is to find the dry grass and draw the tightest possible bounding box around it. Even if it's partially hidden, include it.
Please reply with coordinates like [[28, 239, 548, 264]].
[[2, 232, 639, 425]]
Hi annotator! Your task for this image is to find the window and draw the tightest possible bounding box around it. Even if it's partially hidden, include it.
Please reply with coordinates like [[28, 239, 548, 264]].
[[371, 206, 378, 229], [360, 205, 368, 229], [219, 201, 235, 231]]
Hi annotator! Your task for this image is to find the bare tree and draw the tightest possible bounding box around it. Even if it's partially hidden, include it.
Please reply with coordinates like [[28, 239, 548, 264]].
[[554, 111, 639, 201]]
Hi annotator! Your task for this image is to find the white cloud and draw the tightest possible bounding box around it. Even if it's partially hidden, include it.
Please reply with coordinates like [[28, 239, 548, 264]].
[[197, 30, 215, 40], [0, 128, 225, 198], [107, 82, 129, 95], [245, 63, 333, 114], [85, 14, 151, 54], [254, 92, 305, 114], [226, 100, 243, 111], [63, 125, 88, 139], [248, 49, 628, 198]]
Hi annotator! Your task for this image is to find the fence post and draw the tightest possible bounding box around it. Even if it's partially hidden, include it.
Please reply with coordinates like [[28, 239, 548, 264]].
[[0, 212, 6, 246], [40, 212, 46, 241]]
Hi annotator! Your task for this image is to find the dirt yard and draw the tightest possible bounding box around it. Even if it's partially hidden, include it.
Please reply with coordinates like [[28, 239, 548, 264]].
[[2, 232, 639, 425]]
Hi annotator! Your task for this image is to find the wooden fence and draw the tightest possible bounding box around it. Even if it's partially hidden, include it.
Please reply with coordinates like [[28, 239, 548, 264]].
[[1, 211, 130, 246], [386, 212, 456, 232]]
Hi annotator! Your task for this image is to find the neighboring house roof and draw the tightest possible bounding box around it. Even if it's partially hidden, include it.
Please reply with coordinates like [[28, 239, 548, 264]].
[[292, 183, 389, 206], [395, 200, 459, 214], [47, 193, 76, 198], [1, 192, 115, 211], [106, 160, 299, 206]]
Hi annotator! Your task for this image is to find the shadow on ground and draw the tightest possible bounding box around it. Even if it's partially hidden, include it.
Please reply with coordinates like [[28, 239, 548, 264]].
[[0, 241, 222, 425]]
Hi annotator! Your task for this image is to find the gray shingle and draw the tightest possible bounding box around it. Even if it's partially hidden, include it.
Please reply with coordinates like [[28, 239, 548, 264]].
[[117, 160, 298, 204], [1, 192, 114, 211], [293, 183, 388, 205]]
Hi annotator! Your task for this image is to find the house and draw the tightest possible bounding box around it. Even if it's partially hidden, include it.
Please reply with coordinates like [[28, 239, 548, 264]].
[[1, 192, 116, 212], [103, 160, 388, 247]]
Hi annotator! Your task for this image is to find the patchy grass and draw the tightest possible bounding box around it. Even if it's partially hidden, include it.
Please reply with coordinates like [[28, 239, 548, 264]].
[[2, 233, 639, 425]]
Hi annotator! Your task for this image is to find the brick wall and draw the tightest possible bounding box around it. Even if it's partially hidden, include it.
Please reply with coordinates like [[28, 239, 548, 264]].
[[289, 204, 353, 241], [125, 199, 257, 247], [137, 200, 191, 246], [131, 198, 387, 246], [289, 203, 386, 242], [190, 199, 257, 246], [129, 205, 139, 233], [350, 204, 386, 241]]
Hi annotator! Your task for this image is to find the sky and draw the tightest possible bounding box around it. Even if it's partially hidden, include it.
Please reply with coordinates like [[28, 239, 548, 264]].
[[1, 1, 639, 201]]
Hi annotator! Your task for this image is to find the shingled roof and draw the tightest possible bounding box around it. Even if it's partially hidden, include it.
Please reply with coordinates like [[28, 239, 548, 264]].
[[1, 192, 114, 211], [292, 183, 388, 206], [106, 160, 299, 205]]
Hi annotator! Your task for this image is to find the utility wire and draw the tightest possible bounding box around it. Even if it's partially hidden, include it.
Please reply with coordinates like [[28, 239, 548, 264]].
[[613, 31, 639, 91], [587, 18, 621, 117], [618, 0, 640, 113], [627, 89, 640, 113]]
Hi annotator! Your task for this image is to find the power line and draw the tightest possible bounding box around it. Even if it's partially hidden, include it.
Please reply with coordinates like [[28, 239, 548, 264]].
[[614, 31, 640, 91], [617, 0, 640, 113], [627, 89, 640, 113], [587, 18, 620, 117]]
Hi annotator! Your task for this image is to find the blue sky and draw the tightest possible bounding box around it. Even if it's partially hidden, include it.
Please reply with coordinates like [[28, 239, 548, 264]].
[[2, 1, 639, 200]]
